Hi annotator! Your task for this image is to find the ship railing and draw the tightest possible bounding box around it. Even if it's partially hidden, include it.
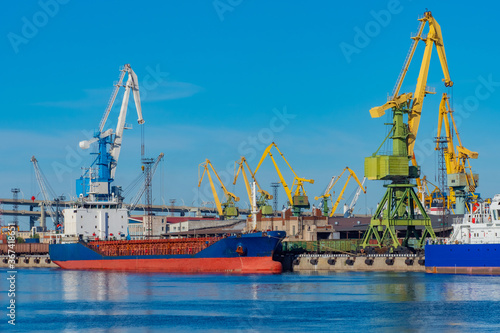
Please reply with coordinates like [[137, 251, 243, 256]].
[[86, 237, 223, 257], [427, 237, 451, 245]]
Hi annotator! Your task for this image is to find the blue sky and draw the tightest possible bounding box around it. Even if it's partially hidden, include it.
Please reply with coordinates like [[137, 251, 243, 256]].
[[1, 1, 499, 228]]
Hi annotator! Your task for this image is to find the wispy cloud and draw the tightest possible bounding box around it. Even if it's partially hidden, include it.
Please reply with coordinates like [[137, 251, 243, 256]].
[[33, 88, 111, 109], [142, 81, 203, 102], [32, 81, 203, 109]]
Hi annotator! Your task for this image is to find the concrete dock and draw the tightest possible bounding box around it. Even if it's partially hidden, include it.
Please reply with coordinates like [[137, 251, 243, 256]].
[[291, 254, 425, 272], [0, 255, 58, 268]]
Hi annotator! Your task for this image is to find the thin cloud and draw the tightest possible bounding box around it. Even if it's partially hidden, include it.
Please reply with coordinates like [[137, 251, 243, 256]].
[[142, 81, 204, 102], [33, 81, 203, 108]]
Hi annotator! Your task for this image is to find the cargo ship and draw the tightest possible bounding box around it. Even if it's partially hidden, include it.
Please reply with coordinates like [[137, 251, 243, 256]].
[[49, 231, 286, 273], [425, 194, 500, 275]]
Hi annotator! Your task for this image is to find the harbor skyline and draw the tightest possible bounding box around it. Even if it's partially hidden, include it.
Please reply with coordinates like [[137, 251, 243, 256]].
[[2, 1, 499, 228]]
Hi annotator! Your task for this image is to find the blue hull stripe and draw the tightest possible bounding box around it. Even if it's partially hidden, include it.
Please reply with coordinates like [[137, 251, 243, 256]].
[[426, 244, 500, 268]]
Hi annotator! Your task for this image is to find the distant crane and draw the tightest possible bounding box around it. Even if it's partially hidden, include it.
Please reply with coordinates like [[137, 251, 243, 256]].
[[315, 167, 365, 217], [77, 64, 144, 202], [198, 159, 240, 219], [128, 153, 165, 211], [30, 156, 63, 228], [344, 177, 367, 218], [254, 142, 314, 216], [315, 175, 337, 216], [233, 156, 273, 216], [435, 93, 479, 214]]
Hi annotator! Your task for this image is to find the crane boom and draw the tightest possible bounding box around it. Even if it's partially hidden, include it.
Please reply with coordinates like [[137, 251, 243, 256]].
[[98, 67, 127, 133], [391, 18, 426, 99], [109, 65, 144, 179], [407, 12, 452, 156]]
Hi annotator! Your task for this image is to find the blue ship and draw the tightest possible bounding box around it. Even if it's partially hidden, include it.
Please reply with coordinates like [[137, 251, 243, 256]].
[[426, 196, 500, 275]]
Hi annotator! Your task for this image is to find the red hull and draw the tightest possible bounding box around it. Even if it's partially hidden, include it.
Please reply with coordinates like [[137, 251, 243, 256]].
[[54, 256, 282, 274]]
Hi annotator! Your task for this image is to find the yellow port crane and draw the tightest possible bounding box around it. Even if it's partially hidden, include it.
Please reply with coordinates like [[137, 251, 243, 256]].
[[254, 142, 314, 216], [435, 93, 479, 214], [198, 159, 240, 218], [233, 157, 274, 216], [315, 167, 366, 217]]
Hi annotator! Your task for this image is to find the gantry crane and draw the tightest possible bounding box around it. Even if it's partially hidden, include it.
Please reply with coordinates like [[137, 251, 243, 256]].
[[198, 159, 240, 218], [233, 157, 273, 215], [435, 93, 479, 214], [254, 142, 314, 216], [362, 11, 451, 251], [77, 64, 144, 202], [315, 168, 365, 217]]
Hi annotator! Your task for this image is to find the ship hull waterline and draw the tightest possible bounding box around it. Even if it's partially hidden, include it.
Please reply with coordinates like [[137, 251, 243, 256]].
[[53, 256, 282, 273]]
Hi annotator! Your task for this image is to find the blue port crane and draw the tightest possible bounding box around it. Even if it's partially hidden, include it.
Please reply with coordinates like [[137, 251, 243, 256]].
[[76, 64, 144, 202]]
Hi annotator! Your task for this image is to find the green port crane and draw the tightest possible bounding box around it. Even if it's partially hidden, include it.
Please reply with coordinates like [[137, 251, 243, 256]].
[[361, 11, 451, 252]]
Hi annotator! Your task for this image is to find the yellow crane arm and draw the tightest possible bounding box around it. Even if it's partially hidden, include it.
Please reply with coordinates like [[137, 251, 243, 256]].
[[391, 19, 426, 99], [370, 93, 413, 118], [233, 157, 273, 205], [456, 146, 478, 160], [436, 94, 454, 149], [407, 12, 453, 156], [242, 158, 272, 199], [198, 162, 223, 215], [198, 159, 240, 216], [254, 142, 313, 205], [267, 151, 294, 204], [314, 176, 337, 200], [205, 160, 239, 202], [293, 177, 314, 196], [233, 160, 253, 207], [411, 153, 426, 202], [254, 144, 294, 204], [435, 93, 478, 176], [329, 168, 366, 217], [255, 143, 299, 178]]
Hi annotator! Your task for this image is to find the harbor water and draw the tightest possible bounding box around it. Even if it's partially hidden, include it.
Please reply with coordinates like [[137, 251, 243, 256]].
[[2, 269, 500, 332]]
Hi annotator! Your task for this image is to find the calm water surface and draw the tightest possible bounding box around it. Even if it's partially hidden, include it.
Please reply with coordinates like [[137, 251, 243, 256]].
[[2, 268, 500, 332]]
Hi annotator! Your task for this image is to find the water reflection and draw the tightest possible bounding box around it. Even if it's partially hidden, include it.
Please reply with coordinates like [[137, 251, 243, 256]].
[[62, 270, 129, 301], [10, 269, 500, 332]]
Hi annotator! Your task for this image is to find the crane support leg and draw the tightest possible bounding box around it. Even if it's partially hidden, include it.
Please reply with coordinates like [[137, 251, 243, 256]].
[[361, 183, 436, 251]]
